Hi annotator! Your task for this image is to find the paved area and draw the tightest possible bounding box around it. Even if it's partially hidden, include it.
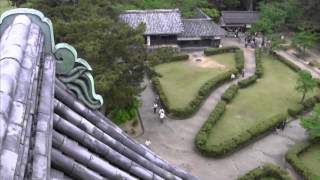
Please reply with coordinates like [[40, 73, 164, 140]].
[[136, 42, 310, 180]]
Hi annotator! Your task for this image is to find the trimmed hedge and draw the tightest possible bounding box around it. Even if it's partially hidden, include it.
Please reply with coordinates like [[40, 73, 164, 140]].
[[195, 100, 226, 151], [196, 113, 288, 157], [151, 47, 244, 118], [204, 46, 239, 56], [288, 104, 305, 117], [255, 49, 264, 78], [272, 51, 302, 72], [170, 54, 189, 62], [195, 50, 320, 157], [238, 75, 258, 88], [222, 84, 239, 103], [152, 69, 238, 118], [286, 140, 320, 180], [235, 49, 245, 72], [238, 163, 292, 180]]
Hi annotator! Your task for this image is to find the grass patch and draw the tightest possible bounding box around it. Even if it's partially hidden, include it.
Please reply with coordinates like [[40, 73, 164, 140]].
[[299, 143, 320, 178], [155, 53, 235, 109], [0, 1, 12, 14], [206, 55, 318, 147]]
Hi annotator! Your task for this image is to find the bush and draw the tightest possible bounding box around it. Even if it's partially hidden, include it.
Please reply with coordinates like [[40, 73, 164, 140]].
[[235, 50, 245, 72], [238, 163, 292, 180], [255, 50, 264, 78], [303, 97, 317, 110], [222, 84, 239, 103], [196, 113, 288, 157], [238, 75, 258, 88], [288, 104, 305, 117], [170, 54, 189, 62], [272, 51, 301, 72], [152, 69, 237, 118], [196, 100, 226, 151], [286, 141, 319, 180], [204, 46, 239, 56]]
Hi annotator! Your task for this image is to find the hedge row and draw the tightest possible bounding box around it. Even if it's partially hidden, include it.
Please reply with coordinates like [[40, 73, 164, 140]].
[[238, 75, 258, 88], [272, 51, 302, 72], [237, 163, 292, 180], [170, 54, 189, 62], [152, 69, 237, 118], [221, 84, 239, 103], [235, 49, 245, 72], [198, 113, 287, 156], [195, 49, 265, 156], [195, 100, 226, 152], [288, 96, 319, 117], [285, 140, 319, 180], [255, 49, 264, 78], [204, 46, 239, 56]]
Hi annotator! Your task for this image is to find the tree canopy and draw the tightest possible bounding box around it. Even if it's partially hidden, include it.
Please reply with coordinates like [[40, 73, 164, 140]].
[[17, 0, 146, 123], [296, 70, 317, 103], [301, 104, 320, 138]]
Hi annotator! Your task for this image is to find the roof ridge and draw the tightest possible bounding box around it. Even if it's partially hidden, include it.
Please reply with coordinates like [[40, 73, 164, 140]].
[[121, 8, 180, 14], [221, 11, 258, 13]]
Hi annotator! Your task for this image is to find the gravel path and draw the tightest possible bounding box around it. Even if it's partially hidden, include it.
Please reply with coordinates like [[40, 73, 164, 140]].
[[136, 42, 310, 180]]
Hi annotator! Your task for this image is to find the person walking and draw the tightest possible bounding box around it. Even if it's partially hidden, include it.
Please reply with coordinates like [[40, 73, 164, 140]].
[[153, 103, 158, 114], [159, 111, 165, 123], [159, 108, 164, 115], [241, 69, 245, 77]]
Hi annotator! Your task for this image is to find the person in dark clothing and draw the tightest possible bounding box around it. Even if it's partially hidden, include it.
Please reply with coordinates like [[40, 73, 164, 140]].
[[241, 69, 245, 77]]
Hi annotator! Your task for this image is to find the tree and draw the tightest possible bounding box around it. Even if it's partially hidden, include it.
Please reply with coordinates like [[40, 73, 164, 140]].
[[23, 0, 146, 123], [292, 31, 319, 56], [301, 104, 320, 138], [252, 1, 287, 46], [295, 70, 317, 103]]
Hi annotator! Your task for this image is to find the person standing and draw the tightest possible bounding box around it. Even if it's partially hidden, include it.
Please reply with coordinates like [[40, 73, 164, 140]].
[[153, 103, 158, 114]]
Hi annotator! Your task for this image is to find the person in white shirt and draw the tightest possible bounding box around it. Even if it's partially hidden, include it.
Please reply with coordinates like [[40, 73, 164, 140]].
[[153, 103, 158, 114], [159, 112, 165, 123]]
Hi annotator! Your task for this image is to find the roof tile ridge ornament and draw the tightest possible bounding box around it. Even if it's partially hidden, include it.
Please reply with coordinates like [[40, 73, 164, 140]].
[[0, 8, 103, 109]]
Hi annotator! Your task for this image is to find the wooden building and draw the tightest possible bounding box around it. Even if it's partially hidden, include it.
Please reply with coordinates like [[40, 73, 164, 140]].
[[220, 11, 259, 32], [119, 9, 226, 48]]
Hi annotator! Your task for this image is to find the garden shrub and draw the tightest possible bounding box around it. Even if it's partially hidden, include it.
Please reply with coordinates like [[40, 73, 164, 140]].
[[196, 113, 288, 157], [238, 75, 258, 88], [272, 51, 301, 72], [195, 100, 226, 151], [288, 104, 305, 117], [303, 97, 317, 110], [152, 69, 237, 118], [170, 54, 189, 62], [286, 141, 319, 180], [235, 49, 245, 72], [238, 163, 292, 180], [204, 46, 239, 56], [255, 50, 264, 78], [222, 84, 239, 103]]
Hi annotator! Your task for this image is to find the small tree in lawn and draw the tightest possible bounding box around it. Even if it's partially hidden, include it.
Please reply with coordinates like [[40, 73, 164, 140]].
[[292, 31, 318, 57], [296, 70, 317, 103], [301, 104, 320, 138]]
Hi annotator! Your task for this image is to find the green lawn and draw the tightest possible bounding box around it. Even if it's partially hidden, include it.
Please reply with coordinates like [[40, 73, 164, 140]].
[[206, 55, 318, 146], [0, 1, 12, 14], [299, 143, 320, 177], [155, 53, 235, 109]]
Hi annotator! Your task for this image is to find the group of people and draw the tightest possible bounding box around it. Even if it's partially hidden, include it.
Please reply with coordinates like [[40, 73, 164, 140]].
[[244, 34, 258, 48], [231, 68, 245, 80], [153, 97, 165, 123]]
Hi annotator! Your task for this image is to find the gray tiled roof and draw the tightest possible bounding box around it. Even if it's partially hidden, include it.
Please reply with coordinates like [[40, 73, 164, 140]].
[[119, 9, 184, 35], [220, 11, 259, 25], [0, 9, 198, 180], [178, 19, 226, 40]]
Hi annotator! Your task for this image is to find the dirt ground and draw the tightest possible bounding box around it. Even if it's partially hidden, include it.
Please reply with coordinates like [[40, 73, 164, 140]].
[[187, 51, 226, 69]]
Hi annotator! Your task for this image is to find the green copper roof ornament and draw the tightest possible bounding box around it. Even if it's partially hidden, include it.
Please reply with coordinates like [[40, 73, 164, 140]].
[[0, 8, 103, 109]]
